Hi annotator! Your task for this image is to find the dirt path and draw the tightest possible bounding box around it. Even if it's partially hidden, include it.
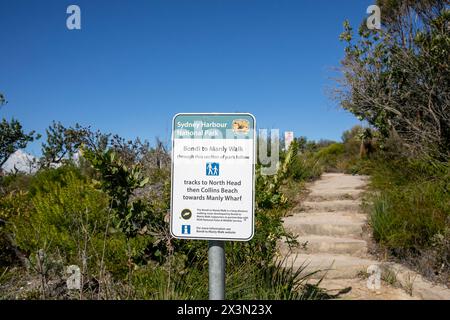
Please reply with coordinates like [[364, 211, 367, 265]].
[[280, 173, 450, 300]]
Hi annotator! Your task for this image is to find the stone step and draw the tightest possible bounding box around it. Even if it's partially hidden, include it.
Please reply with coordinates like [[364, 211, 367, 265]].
[[288, 211, 367, 220], [278, 235, 368, 256], [381, 262, 450, 300], [313, 174, 369, 190], [283, 214, 366, 237], [305, 278, 418, 300], [282, 253, 378, 279], [307, 189, 364, 201], [299, 200, 361, 213]]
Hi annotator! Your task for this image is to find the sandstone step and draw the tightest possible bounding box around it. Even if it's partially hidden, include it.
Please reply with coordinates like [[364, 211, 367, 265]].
[[283, 214, 366, 237], [283, 253, 378, 279], [306, 278, 418, 300], [286, 211, 367, 220], [277, 173, 450, 300], [380, 262, 450, 300], [314, 173, 369, 189], [307, 189, 364, 201], [278, 235, 368, 256], [300, 200, 361, 213]]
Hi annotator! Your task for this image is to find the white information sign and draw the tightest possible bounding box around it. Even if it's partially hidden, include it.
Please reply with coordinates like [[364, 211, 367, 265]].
[[170, 113, 256, 241]]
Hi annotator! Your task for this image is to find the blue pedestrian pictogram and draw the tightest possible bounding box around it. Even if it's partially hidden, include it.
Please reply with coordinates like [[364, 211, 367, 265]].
[[181, 225, 191, 235], [206, 162, 220, 176]]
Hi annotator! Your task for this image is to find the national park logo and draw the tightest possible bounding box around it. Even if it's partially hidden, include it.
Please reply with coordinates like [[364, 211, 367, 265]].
[[232, 119, 250, 133]]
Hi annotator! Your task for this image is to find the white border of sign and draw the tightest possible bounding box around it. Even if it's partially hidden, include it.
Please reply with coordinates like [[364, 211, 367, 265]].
[[170, 113, 256, 241]]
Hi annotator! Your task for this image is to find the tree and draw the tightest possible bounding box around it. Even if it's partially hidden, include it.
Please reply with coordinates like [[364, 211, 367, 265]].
[[0, 93, 39, 168], [82, 148, 150, 238], [41, 121, 87, 166], [336, 0, 449, 159], [82, 147, 155, 297], [295, 136, 308, 152], [40, 122, 110, 167], [109, 135, 149, 167], [141, 138, 170, 170]]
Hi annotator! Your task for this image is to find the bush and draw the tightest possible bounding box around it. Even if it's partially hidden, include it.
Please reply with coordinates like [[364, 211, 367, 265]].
[[0, 190, 32, 222], [370, 183, 449, 249], [226, 259, 325, 300], [132, 253, 327, 300], [312, 143, 345, 172], [368, 158, 450, 283], [0, 173, 33, 196], [9, 167, 151, 279], [132, 258, 208, 300], [0, 184, 33, 270], [28, 164, 85, 196], [337, 3, 450, 158], [0, 133, 329, 299], [287, 153, 323, 181], [13, 171, 108, 252], [340, 157, 373, 175]]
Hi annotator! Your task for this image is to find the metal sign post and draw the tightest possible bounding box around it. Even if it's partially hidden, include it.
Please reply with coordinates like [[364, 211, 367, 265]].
[[170, 113, 255, 300], [208, 240, 225, 300]]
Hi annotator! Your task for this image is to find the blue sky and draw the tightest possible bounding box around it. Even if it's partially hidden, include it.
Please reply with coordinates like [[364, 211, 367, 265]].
[[0, 0, 372, 155]]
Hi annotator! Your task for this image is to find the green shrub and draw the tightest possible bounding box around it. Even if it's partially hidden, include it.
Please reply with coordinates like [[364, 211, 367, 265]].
[[315, 143, 345, 158], [132, 260, 208, 300], [1, 133, 330, 299], [226, 259, 322, 300], [340, 157, 373, 175], [9, 168, 151, 278], [13, 171, 108, 253], [28, 164, 84, 196], [313, 143, 345, 171], [370, 179, 449, 249], [293, 153, 324, 181], [0, 190, 32, 222], [0, 187, 33, 270], [368, 158, 450, 282], [132, 254, 327, 300], [0, 173, 33, 196]]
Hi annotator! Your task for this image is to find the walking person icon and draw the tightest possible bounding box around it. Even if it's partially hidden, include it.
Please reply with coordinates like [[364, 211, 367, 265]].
[[207, 163, 213, 175], [206, 163, 220, 176]]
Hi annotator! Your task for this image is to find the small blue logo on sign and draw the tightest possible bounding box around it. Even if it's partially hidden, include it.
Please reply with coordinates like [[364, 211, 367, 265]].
[[181, 225, 191, 235], [206, 162, 220, 176]]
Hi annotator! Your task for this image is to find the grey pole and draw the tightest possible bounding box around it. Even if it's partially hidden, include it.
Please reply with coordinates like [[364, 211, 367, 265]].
[[208, 240, 225, 300]]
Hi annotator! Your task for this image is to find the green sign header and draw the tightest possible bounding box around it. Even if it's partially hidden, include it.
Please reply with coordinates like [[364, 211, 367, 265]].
[[173, 114, 255, 140]]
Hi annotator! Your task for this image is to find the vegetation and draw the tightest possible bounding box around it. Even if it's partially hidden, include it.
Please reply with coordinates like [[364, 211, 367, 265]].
[[332, 0, 450, 286], [0, 116, 331, 299], [274, 119, 449, 287], [368, 158, 449, 284], [0, 94, 39, 168], [337, 0, 449, 159], [1, 0, 448, 299]]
